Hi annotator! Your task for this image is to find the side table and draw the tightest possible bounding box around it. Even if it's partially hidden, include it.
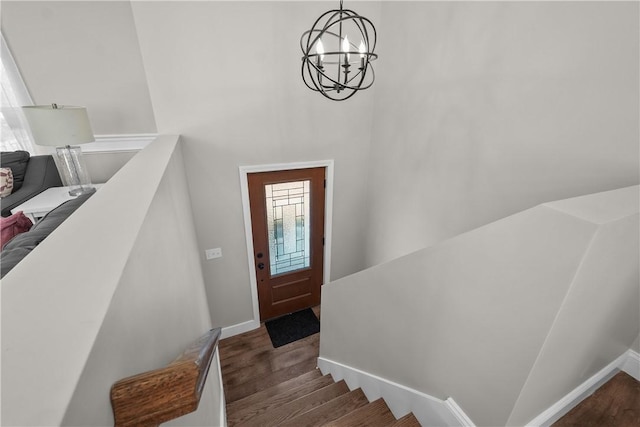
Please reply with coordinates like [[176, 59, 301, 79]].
[[11, 185, 102, 222]]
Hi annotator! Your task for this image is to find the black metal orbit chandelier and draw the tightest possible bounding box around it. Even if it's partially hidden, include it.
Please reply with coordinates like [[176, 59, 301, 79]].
[[300, 0, 378, 101]]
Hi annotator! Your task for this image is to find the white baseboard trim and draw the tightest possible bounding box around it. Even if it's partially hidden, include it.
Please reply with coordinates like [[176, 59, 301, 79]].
[[621, 349, 640, 381], [445, 398, 477, 427], [220, 319, 260, 339], [527, 349, 639, 426], [317, 356, 474, 427]]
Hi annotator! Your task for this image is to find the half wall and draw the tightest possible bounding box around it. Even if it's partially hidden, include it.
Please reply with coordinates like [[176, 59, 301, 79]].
[[320, 186, 639, 426], [1, 136, 224, 426]]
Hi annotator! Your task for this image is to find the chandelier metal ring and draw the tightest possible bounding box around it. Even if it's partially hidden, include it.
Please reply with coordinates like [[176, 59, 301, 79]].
[[300, 0, 378, 101]]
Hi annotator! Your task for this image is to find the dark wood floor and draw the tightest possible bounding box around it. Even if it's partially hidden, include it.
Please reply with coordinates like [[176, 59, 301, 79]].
[[218, 306, 321, 404], [218, 307, 422, 426], [553, 371, 640, 427]]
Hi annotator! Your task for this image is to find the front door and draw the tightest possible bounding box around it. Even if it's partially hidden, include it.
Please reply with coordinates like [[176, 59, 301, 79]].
[[247, 167, 325, 321]]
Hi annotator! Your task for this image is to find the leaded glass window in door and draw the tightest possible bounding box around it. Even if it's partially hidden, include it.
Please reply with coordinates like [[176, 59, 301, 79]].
[[265, 180, 311, 275]]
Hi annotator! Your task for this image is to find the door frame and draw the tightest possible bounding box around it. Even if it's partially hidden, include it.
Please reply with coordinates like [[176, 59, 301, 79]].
[[239, 160, 334, 329]]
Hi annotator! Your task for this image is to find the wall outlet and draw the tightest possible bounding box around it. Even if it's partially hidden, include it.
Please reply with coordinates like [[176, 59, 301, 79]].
[[205, 248, 222, 260]]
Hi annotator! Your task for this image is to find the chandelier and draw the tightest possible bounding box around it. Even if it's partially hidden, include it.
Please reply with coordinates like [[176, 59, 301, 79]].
[[300, 0, 378, 101]]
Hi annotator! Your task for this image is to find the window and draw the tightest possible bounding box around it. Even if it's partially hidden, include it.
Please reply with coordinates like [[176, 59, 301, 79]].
[[265, 180, 312, 275], [1, 33, 34, 153]]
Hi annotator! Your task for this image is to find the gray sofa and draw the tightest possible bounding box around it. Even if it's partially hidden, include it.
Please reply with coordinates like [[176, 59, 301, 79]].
[[1, 151, 63, 217], [1, 193, 93, 278]]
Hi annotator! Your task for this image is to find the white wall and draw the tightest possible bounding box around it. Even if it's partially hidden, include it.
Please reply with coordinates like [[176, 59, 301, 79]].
[[365, 1, 639, 266], [1, 0, 156, 134], [84, 151, 137, 183], [320, 186, 639, 426], [3, 1, 637, 335], [1, 136, 223, 426], [129, 1, 380, 328]]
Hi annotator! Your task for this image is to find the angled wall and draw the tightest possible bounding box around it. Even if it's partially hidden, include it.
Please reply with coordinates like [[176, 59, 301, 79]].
[[0, 0, 156, 134], [507, 188, 640, 425], [320, 186, 639, 426]]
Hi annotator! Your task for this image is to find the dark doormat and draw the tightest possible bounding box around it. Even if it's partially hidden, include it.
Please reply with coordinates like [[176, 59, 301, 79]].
[[265, 308, 320, 348]]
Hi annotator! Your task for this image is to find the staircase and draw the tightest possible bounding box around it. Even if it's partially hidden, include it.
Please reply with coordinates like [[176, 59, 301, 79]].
[[226, 369, 421, 426], [219, 309, 421, 427]]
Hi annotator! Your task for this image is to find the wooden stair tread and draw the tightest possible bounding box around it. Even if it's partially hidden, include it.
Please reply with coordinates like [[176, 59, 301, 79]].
[[329, 398, 397, 427], [227, 373, 333, 426], [224, 355, 318, 403], [280, 388, 370, 427], [392, 412, 422, 426], [223, 335, 320, 389], [226, 368, 321, 414], [242, 380, 351, 427], [220, 310, 421, 427]]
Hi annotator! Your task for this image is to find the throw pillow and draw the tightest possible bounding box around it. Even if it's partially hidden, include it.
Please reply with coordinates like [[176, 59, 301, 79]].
[[0, 211, 33, 249], [0, 168, 13, 197], [0, 150, 30, 192]]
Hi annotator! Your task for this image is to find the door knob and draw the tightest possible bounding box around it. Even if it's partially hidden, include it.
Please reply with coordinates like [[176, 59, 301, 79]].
[[257, 262, 265, 270]]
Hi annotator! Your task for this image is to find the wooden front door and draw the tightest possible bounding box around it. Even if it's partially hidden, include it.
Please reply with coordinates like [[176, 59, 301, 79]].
[[247, 167, 325, 321]]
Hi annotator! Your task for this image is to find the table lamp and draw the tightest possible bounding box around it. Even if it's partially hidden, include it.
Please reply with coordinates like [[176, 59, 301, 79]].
[[22, 104, 96, 196]]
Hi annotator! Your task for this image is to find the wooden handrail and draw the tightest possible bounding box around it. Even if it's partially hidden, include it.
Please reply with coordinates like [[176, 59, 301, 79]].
[[110, 328, 221, 427]]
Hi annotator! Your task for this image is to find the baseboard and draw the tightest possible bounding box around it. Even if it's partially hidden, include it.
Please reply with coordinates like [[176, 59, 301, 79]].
[[445, 398, 477, 426], [317, 356, 474, 426], [621, 349, 640, 381], [527, 349, 638, 426], [220, 319, 260, 339]]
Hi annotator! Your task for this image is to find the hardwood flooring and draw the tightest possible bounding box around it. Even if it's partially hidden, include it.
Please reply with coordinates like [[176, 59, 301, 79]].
[[219, 306, 322, 404], [218, 306, 420, 426], [553, 371, 640, 427]]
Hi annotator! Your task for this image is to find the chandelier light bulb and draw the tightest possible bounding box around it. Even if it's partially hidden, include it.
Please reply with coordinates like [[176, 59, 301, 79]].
[[359, 40, 366, 58], [342, 35, 350, 62], [316, 39, 325, 61], [358, 40, 367, 69]]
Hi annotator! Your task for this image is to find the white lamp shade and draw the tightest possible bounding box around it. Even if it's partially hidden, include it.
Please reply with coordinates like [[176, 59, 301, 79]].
[[22, 105, 94, 147]]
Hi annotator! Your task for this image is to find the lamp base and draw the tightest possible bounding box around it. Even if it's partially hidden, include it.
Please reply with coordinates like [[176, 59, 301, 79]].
[[68, 185, 96, 197], [53, 145, 94, 193]]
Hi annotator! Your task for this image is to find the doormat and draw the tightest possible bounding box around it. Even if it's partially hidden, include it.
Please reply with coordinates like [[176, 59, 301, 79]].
[[265, 308, 320, 348]]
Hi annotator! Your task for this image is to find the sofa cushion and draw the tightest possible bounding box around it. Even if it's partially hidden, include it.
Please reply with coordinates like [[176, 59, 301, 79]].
[[0, 151, 30, 192], [1, 193, 93, 279], [0, 168, 14, 197], [3, 193, 92, 252]]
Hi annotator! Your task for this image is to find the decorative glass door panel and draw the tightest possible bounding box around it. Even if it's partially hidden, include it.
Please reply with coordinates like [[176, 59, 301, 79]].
[[265, 180, 311, 276], [247, 168, 325, 321]]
